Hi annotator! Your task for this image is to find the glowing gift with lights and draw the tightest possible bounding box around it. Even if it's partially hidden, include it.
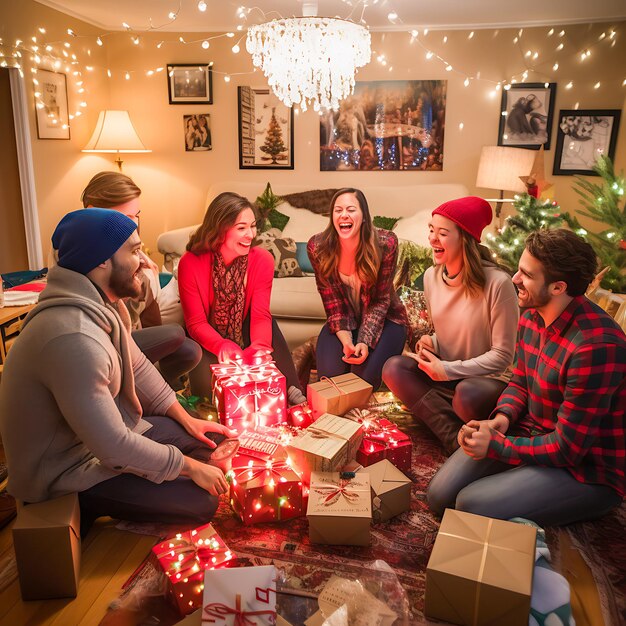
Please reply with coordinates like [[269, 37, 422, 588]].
[[151, 523, 234, 616], [349, 411, 412, 473], [201, 564, 276, 625], [211, 360, 286, 434], [287, 402, 316, 429]]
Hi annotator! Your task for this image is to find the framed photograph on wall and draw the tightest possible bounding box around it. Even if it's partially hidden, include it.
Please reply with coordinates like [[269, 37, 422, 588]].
[[238, 86, 294, 169], [498, 82, 556, 150], [319, 79, 447, 171], [553, 109, 621, 175], [35, 69, 70, 139], [167, 64, 213, 104], [183, 114, 212, 151]]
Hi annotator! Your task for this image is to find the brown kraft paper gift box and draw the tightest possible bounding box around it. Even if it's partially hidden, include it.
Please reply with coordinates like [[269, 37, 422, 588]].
[[307, 373, 373, 418], [307, 471, 371, 546], [12, 493, 81, 600], [426, 509, 536, 626], [286, 413, 363, 483], [361, 459, 412, 522]]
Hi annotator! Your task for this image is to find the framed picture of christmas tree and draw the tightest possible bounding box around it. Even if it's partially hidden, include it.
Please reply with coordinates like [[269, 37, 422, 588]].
[[238, 86, 294, 169]]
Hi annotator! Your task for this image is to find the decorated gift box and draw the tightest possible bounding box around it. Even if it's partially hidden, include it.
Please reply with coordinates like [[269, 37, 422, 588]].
[[307, 373, 373, 418], [307, 471, 372, 546], [211, 360, 287, 434], [426, 509, 536, 626], [151, 523, 234, 616], [361, 459, 412, 523], [287, 402, 316, 429], [349, 411, 412, 473], [202, 565, 277, 625], [286, 413, 363, 483]]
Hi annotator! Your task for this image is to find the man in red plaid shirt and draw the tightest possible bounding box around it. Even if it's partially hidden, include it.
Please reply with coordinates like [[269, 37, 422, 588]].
[[428, 229, 625, 526]]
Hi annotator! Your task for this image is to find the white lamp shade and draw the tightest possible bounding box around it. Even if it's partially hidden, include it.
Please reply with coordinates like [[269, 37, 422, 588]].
[[476, 146, 535, 194], [82, 110, 151, 153]]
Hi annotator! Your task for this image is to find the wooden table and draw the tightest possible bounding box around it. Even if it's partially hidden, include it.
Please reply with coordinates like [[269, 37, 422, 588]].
[[0, 304, 34, 365]]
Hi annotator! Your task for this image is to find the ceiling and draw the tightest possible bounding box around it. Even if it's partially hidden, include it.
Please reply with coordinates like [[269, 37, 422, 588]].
[[34, 0, 626, 32]]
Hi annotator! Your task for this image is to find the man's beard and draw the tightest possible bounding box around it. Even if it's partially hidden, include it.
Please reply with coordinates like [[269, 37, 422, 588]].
[[109, 258, 142, 299]]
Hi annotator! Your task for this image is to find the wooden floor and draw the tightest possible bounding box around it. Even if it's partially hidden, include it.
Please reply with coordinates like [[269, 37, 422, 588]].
[[0, 515, 158, 626]]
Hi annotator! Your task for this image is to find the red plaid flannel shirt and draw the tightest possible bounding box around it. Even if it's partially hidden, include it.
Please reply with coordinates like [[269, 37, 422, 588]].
[[489, 296, 626, 496], [307, 229, 407, 349]]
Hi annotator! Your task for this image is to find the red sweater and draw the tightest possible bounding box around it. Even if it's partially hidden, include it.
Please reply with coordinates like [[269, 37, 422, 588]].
[[178, 247, 274, 357]]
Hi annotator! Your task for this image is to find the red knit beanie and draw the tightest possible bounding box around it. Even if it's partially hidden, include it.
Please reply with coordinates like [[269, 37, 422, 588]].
[[432, 196, 492, 242]]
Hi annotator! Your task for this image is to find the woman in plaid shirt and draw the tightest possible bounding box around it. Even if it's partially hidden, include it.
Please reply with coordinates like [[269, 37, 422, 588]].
[[428, 229, 625, 526], [307, 188, 407, 390]]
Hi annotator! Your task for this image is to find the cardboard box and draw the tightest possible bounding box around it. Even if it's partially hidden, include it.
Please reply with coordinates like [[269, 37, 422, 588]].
[[12, 493, 81, 600], [286, 413, 363, 483], [307, 373, 373, 418], [307, 472, 371, 546], [364, 459, 412, 522], [426, 509, 536, 626], [201, 565, 277, 625]]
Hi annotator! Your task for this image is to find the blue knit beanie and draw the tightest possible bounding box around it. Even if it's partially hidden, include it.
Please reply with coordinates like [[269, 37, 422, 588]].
[[52, 208, 138, 275]]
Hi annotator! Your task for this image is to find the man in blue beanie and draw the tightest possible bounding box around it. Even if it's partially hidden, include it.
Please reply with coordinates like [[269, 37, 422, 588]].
[[0, 209, 236, 535]]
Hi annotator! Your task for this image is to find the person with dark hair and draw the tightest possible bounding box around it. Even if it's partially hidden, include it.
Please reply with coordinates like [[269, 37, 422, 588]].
[[427, 229, 626, 526], [383, 197, 519, 454], [307, 188, 407, 390], [178, 192, 304, 401], [0, 209, 235, 534]]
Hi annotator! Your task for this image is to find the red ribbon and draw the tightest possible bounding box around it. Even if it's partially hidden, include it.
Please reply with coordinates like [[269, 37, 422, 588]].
[[231, 459, 293, 485], [203, 592, 276, 626], [311, 478, 368, 506]]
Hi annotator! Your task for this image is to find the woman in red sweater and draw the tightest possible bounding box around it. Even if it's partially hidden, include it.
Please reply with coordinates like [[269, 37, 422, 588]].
[[178, 192, 304, 401]]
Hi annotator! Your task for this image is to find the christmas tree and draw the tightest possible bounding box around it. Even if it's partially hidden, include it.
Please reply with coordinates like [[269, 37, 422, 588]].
[[259, 108, 287, 164], [485, 194, 575, 272], [568, 156, 626, 292]]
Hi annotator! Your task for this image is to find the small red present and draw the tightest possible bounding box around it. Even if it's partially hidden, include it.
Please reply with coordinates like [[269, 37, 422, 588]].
[[354, 415, 412, 473], [151, 523, 234, 616], [287, 402, 316, 428], [211, 360, 287, 434], [228, 452, 306, 525]]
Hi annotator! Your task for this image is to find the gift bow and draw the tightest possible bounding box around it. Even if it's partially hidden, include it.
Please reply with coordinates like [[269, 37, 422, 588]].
[[346, 412, 401, 442], [231, 458, 293, 485], [312, 479, 369, 506], [212, 361, 275, 386], [203, 592, 276, 626], [155, 529, 231, 579]]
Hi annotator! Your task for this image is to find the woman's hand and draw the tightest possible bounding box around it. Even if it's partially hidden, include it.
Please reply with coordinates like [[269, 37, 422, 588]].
[[416, 334, 435, 353], [182, 417, 237, 449], [343, 342, 369, 365], [218, 343, 245, 364], [408, 348, 447, 381], [181, 457, 229, 496]]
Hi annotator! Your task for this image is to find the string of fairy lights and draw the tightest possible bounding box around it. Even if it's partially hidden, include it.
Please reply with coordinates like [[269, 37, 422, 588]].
[[0, 0, 624, 130]]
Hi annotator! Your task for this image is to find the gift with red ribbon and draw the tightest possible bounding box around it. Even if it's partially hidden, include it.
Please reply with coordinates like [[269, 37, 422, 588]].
[[349, 411, 412, 472], [201, 565, 277, 625], [286, 402, 316, 429], [151, 523, 234, 616], [211, 360, 287, 434]]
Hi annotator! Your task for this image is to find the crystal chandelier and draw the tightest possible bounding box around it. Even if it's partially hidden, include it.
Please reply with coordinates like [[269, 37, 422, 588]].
[[246, 16, 371, 112]]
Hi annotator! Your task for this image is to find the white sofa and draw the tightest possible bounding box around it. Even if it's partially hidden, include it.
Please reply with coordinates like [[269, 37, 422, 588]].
[[157, 182, 469, 349]]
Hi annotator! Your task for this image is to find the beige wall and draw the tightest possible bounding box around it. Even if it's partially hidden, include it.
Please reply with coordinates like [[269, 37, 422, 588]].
[[3, 1, 625, 263]]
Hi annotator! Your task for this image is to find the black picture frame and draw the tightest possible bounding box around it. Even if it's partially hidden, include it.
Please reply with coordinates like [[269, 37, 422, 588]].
[[167, 64, 213, 104], [498, 82, 557, 150], [552, 109, 621, 176], [238, 86, 294, 170], [35, 69, 70, 139]]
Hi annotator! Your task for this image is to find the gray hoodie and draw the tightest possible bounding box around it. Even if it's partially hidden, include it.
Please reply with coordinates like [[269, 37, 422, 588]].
[[0, 265, 183, 503]]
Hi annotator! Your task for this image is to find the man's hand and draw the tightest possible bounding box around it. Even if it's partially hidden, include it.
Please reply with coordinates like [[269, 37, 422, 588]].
[[462, 421, 495, 460], [458, 423, 478, 449], [181, 457, 229, 496], [343, 342, 369, 365], [408, 348, 447, 381], [182, 418, 237, 449]]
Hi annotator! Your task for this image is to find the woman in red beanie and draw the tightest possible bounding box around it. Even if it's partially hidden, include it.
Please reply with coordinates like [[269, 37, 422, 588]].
[[382, 196, 519, 454]]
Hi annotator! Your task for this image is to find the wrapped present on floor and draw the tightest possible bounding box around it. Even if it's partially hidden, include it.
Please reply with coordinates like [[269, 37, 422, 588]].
[[238, 425, 289, 460], [426, 509, 536, 626], [362, 459, 411, 522], [286, 413, 363, 483], [348, 410, 412, 473], [152, 523, 234, 616], [287, 402, 316, 429], [307, 373, 373, 418], [307, 471, 372, 546], [202, 565, 277, 625], [211, 360, 286, 434]]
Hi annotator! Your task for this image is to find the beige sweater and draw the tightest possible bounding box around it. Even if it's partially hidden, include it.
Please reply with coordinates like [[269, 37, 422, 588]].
[[0, 266, 183, 503], [424, 263, 519, 381]]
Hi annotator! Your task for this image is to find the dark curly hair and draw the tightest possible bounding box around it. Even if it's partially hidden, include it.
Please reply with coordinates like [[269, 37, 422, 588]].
[[524, 229, 597, 297]]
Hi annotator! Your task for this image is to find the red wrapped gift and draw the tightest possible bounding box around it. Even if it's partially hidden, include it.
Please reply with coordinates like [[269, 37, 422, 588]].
[[354, 414, 412, 473], [211, 361, 287, 434], [228, 452, 306, 525], [151, 523, 234, 616], [287, 402, 316, 429]]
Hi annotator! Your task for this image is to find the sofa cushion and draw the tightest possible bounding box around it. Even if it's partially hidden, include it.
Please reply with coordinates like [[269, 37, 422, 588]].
[[393, 209, 432, 248], [280, 203, 330, 242], [270, 276, 325, 320], [255, 229, 304, 278], [295, 242, 314, 273]]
